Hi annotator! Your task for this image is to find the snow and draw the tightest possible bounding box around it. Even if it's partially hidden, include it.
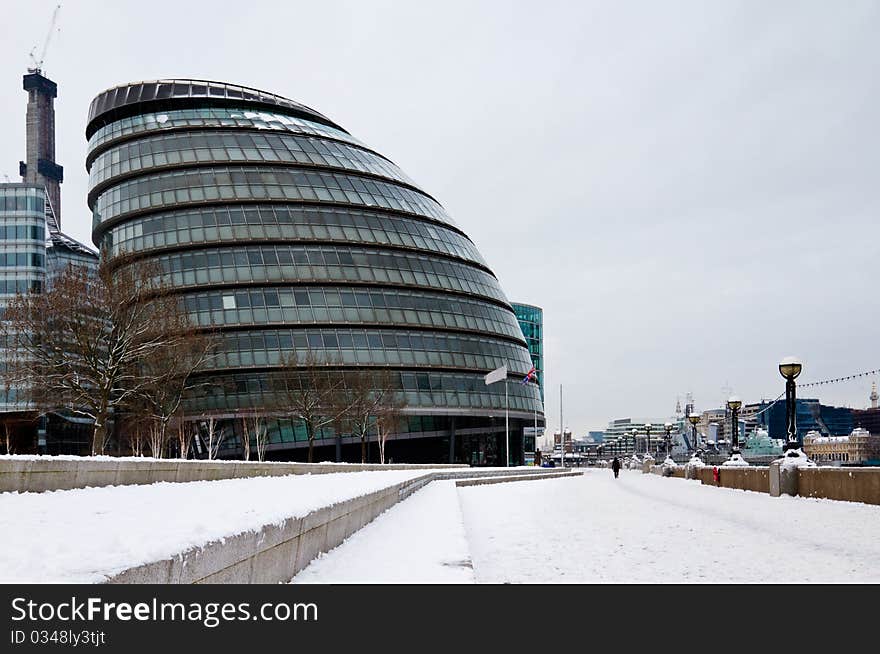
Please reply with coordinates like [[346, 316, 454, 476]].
[[721, 453, 750, 467], [292, 480, 474, 584], [0, 470, 437, 583], [457, 469, 880, 582], [776, 449, 817, 469]]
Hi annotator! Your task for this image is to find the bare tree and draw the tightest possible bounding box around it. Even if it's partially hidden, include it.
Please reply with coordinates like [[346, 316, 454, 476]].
[[338, 369, 400, 463], [375, 381, 407, 465], [174, 418, 196, 460], [120, 413, 147, 457], [253, 415, 269, 462], [2, 420, 13, 455], [147, 419, 166, 459], [135, 328, 218, 459], [239, 415, 251, 461], [272, 350, 348, 463], [1, 258, 196, 455], [200, 414, 225, 460]]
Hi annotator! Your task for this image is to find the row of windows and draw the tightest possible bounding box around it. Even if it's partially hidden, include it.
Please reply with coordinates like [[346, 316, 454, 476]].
[[90, 130, 419, 192], [92, 166, 454, 229], [206, 328, 533, 373], [104, 204, 483, 265], [0, 279, 42, 295], [88, 107, 366, 161], [0, 225, 44, 241], [179, 286, 522, 339], [0, 191, 46, 215], [210, 413, 528, 448], [89, 81, 324, 129], [0, 253, 44, 268], [184, 370, 542, 414], [146, 245, 507, 303]]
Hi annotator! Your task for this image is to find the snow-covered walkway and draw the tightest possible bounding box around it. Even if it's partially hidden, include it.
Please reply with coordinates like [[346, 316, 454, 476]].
[[459, 469, 880, 583], [292, 480, 474, 583], [294, 468, 880, 583], [0, 470, 434, 583]]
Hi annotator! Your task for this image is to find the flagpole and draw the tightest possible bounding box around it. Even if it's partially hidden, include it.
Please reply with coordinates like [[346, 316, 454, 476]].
[[505, 378, 509, 467]]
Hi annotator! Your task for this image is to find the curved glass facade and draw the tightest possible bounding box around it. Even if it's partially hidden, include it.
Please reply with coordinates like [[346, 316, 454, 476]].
[[87, 79, 542, 462]]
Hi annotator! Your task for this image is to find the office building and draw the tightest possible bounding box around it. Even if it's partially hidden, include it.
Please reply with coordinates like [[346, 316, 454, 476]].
[[86, 79, 543, 463]]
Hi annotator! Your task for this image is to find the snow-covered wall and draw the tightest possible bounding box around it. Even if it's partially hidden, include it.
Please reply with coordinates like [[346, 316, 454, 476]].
[[0, 455, 467, 494]]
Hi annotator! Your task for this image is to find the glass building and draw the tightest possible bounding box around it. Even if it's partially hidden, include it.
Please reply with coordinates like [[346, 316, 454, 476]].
[[0, 184, 48, 413], [512, 302, 543, 401], [86, 79, 543, 463]]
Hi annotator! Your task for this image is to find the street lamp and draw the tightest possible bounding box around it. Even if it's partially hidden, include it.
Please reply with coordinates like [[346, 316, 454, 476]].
[[664, 422, 673, 459], [631, 427, 638, 458], [687, 413, 701, 460], [726, 396, 742, 455], [779, 357, 802, 451], [778, 356, 815, 467], [644, 423, 653, 458]]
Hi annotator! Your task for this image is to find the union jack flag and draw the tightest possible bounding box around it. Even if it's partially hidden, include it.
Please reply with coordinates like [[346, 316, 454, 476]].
[[520, 365, 537, 384]]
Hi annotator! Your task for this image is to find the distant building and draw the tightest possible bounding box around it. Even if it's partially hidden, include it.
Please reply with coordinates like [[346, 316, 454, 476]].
[[700, 409, 727, 444], [852, 408, 880, 436], [852, 383, 880, 435], [804, 428, 880, 465], [603, 418, 671, 456], [748, 398, 853, 444], [0, 70, 99, 455], [512, 303, 543, 401], [0, 184, 49, 414]]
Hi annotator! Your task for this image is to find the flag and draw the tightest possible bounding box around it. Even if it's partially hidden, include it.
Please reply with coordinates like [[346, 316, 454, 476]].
[[484, 365, 507, 385], [520, 365, 537, 384]]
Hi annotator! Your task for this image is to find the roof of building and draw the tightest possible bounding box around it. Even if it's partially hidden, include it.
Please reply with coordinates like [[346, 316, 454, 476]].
[[86, 79, 345, 139], [47, 231, 99, 258]]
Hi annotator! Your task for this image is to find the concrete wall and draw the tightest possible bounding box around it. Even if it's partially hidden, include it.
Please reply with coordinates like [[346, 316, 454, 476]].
[[659, 460, 880, 505], [797, 467, 880, 505], [717, 467, 769, 493], [0, 457, 468, 494], [103, 467, 564, 584], [454, 470, 581, 487]]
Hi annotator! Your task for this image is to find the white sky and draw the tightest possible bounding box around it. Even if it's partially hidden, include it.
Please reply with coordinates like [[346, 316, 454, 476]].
[[1, 0, 877, 433]]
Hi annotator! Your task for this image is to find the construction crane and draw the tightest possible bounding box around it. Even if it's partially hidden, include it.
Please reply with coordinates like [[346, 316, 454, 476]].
[[28, 3, 62, 74]]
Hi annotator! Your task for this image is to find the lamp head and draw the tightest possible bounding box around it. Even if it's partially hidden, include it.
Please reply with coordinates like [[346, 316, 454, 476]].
[[687, 413, 700, 426], [779, 356, 803, 380], [727, 395, 742, 411]]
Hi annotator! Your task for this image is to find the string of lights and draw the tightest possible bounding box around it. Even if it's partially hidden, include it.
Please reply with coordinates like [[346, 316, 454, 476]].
[[745, 368, 878, 419], [798, 368, 879, 389]]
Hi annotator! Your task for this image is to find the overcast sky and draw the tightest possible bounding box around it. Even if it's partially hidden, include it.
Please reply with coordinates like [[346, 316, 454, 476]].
[[1, 0, 878, 433]]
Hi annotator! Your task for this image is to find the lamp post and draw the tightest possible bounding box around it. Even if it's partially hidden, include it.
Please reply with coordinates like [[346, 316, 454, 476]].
[[779, 357, 802, 451], [726, 396, 742, 455], [688, 413, 701, 460], [664, 422, 673, 459], [644, 423, 652, 458], [631, 427, 638, 458]]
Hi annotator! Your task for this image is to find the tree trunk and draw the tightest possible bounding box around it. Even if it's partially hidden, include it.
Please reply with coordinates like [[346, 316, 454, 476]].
[[92, 419, 108, 456], [361, 434, 366, 463], [307, 423, 314, 463]]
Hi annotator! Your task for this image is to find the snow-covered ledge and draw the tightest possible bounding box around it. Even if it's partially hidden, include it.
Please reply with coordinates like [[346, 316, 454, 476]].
[[0, 455, 468, 494]]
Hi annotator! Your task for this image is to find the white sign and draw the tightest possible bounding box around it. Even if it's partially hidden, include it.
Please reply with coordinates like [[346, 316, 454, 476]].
[[484, 365, 507, 385]]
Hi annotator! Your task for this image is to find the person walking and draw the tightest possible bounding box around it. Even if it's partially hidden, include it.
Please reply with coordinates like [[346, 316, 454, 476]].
[[611, 457, 621, 479]]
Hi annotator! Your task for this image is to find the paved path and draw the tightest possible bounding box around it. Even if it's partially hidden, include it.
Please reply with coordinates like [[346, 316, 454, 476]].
[[458, 469, 880, 583], [292, 480, 474, 583]]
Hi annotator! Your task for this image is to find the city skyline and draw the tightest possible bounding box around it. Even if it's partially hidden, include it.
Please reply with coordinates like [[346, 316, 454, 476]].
[[1, 0, 877, 434]]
